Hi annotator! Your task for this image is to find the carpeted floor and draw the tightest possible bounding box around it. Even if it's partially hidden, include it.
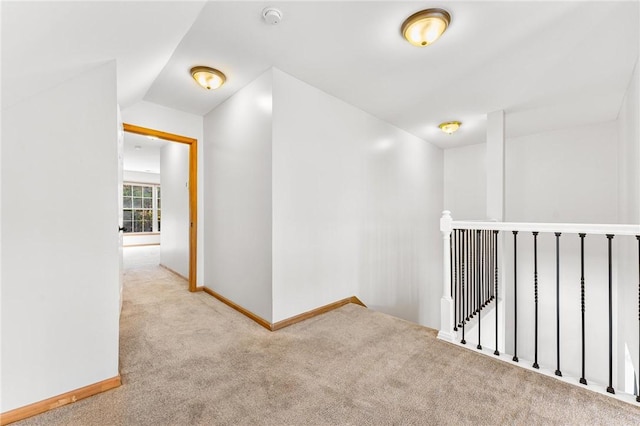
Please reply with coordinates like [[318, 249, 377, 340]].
[[13, 263, 640, 425], [122, 245, 160, 269]]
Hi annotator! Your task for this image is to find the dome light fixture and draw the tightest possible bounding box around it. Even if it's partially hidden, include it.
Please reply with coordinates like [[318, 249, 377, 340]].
[[401, 8, 451, 47], [439, 121, 461, 135], [190, 66, 226, 90]]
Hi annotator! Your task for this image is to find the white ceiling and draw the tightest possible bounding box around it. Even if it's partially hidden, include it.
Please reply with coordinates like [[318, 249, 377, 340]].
[[123, 132, 167, 174], [1, 1, 206, 109], [2, 1, 638, 149]]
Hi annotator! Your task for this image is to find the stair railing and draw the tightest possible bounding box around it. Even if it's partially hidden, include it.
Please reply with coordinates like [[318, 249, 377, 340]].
[[439, 210, 640, 401]]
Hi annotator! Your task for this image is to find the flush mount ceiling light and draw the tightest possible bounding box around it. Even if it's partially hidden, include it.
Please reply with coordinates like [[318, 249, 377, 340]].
[[439, 121, 461, 135], [401, 8, 451, 47], [190, 66, 226, 90]]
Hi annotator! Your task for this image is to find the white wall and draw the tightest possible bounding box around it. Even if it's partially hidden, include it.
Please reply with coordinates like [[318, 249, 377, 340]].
[[1, 62, 119, 411], [618, 60, 640, 227], [122, 101, 204, 285], [444, 143, 487, 220], [160, 143, 190, 278], [203, 70, 273, 322], [123, 234, 160, 247], [617, 59, 640, 391], [444, 121, 618, 223], [505, 122, 619, 224], [124, 170, 160, 185], [272, 69, 444, 326]]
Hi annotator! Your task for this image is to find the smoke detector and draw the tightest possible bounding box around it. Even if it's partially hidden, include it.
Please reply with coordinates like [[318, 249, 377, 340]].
[[262, 7, 282, 25]]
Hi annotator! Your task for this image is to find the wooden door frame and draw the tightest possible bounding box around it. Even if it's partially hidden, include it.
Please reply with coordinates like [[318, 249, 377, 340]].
[[123, 123, 198, 292]]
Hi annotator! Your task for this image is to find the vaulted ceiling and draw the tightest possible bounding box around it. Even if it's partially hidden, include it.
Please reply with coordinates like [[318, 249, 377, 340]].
[[3, 1, 638, 148]]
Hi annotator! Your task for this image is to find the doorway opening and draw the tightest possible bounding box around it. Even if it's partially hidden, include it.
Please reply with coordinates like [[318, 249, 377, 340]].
[[122, 123, 198, 292]]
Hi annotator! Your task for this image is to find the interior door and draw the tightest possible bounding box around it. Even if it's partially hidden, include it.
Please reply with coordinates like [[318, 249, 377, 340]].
[[117, 106, 125, 312]]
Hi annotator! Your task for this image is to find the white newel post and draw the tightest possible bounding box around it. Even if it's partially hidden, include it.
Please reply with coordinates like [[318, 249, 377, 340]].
[[438, 210, 456, 341]]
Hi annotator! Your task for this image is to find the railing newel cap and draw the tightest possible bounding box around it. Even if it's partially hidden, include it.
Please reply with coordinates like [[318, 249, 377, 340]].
[[440, 210, 453, 233]]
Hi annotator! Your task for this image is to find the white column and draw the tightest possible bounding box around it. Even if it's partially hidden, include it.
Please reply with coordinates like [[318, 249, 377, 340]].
[[438, 210, 456, 341], [487, 110, 505, 221]]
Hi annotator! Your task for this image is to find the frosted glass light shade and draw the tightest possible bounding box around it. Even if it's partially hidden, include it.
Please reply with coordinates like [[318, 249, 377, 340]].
[[401, 9, 451, 47], [190, 66, 226, 90], [439, 121, 461, 135]]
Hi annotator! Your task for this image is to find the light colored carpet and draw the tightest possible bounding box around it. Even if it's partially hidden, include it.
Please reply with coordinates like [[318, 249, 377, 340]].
[[13, 265, 640, 425], [122, 245, 160, 269]]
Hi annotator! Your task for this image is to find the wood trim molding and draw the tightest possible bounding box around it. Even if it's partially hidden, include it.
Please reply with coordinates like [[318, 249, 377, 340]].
[[201, 287, 272, 330], [0, 375, 121, 425], [188, 138, 198, 293], [122, 123, 198, 292], [159, 264, 189, 282], [199, 287, 366, 332], [271, 296, 366, 331], [123, 123, 197, 145]]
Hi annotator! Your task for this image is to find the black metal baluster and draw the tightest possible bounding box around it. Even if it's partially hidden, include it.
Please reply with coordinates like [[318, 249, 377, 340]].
[[469, 229, 472, 317], [459, 230, 463, 328], [477, 230, 482, 350], [458, 230, 463, 328], [474, 230, 477, 316], [533, 231, 540, 369], [477, 230, 481, 313], [606, 234, 615, 394], [453, 230, 458, 331], [450, 231, 454, 308], [464, 230, 473, 321], [491, 230, 496, 301], [477, 229, 481, 313], [487, 230, 495, 304], [468, 230, 472, 319], [478, 230, 481, 312], [579, 233, 587, 385], [491, 230, 494, 301], [472, 231, 476, 316], [487, 230, 491, 304], [461, 229, 466, 345], [494, 230, 497, 300], [481, 229, 484, 309], [494, 230, 500, 356], [480, 230, 484, 308], [513, 231, 519, 362], [484, 230, 488, 306], [636, 235, 640, 402], [555, 232, 562, 377], [491, 230, 495, 301], [481, 230, 485, 308]]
